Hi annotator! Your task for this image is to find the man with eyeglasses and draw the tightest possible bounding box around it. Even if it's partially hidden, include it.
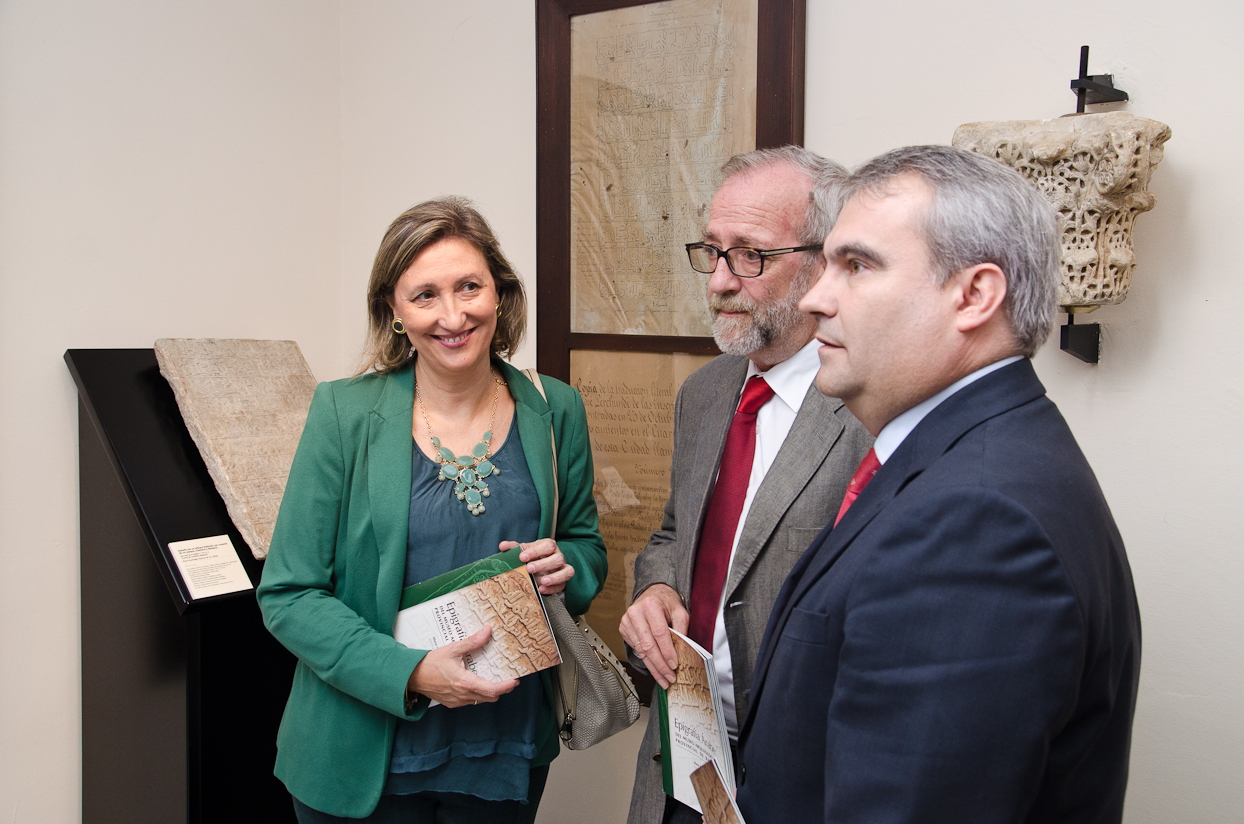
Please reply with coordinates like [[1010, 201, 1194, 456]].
[[621, 146, 873, 824]]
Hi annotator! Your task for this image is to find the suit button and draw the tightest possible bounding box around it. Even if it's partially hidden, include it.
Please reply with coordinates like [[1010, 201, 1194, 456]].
[[738, 763, 746, 785], [652, 750, 661, 764]]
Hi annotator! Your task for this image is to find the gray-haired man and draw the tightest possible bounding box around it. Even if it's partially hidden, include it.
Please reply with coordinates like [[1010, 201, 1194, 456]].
[[736, 145, 1140, 824], [620, 146, 872, 824]]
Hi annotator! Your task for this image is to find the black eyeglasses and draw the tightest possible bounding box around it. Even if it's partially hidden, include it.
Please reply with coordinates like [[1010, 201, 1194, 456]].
[[685, 242, 821, 278]]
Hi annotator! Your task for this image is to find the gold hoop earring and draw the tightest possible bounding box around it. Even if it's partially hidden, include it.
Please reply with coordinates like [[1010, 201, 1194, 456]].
[[495, 302, 502, 317], [392, 317, 406, 335]]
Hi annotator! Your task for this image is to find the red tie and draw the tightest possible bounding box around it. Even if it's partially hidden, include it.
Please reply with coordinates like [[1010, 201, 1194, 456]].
[[688, 376, 775, 649], [834, 448, 881, 527]]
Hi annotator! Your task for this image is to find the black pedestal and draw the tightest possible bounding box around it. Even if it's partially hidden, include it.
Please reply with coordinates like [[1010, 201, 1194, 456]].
[[67, 349, 297, 824]]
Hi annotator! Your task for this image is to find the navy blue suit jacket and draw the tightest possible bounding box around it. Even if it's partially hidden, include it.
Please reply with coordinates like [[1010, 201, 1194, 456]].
[[736, 360, 1140, 824]]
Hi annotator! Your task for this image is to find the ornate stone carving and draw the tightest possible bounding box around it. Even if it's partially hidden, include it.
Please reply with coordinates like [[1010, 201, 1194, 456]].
[[155, 338, 317, 559], [953, 112, 1171, 308]]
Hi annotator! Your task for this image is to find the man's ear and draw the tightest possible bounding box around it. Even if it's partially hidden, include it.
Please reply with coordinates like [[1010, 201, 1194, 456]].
[[950, 263, 1007, 332]]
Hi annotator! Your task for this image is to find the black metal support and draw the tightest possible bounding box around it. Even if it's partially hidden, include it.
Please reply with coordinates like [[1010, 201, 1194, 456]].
[[67, 349, 297, 824], [1060, 312, 1101, 364], [1071, 45, 1129, 113], [1061, 45, 1123, 364]]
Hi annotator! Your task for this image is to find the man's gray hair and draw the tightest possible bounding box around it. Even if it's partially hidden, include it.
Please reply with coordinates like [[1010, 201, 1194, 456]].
[[843, 145, 1059, 357], [721, 145, 847, 248]]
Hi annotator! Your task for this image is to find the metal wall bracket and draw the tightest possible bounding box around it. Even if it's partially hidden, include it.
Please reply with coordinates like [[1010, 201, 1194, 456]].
[[1071, 45, 1129, 113], [1060, 44, 1123, 364], [1060, 312, 1101, 363]]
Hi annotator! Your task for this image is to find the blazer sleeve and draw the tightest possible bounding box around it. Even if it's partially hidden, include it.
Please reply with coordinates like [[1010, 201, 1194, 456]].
[[549, 384, 608, 618], [257, 382, 427, 720], [821, 486, 1084, 822]]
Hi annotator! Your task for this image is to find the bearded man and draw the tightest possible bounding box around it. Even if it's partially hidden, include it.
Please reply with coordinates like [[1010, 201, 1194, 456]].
[[620, 146, 873, 824]]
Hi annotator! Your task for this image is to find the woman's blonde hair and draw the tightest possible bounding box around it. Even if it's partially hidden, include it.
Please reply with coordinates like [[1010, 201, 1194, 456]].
[[359, 196, 527, 375]]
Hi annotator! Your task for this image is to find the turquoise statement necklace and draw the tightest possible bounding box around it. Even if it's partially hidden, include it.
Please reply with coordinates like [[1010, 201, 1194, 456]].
[[416, 371, 506, 516]]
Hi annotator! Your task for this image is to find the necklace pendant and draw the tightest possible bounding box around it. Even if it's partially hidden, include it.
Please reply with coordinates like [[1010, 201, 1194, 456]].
[[430, 431, 496, 516], [417, 372, 504, 517]]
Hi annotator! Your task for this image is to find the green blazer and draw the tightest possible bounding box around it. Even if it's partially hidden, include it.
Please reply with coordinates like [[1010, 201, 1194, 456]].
[[257, 360, 606, 818]]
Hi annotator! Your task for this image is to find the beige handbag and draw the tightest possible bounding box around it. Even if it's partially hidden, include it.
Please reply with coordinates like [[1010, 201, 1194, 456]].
[[524, 369, 641, 749]]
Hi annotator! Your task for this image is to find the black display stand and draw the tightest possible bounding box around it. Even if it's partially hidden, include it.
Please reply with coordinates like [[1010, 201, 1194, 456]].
[[66, 349, 297, 824]]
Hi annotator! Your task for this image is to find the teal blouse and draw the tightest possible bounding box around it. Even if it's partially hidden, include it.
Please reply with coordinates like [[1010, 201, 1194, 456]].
[[385, 418, 543, 801]]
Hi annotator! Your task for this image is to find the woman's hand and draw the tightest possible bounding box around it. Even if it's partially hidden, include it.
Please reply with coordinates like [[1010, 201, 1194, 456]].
[[498, 539, 575, 595], [407, 626, 519, 708]]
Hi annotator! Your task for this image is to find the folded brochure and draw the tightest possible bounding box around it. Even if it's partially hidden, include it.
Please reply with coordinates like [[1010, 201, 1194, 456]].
[[393, 548, 561, 683], [657, 629, 735, 813], [691, 759, 747, 824]]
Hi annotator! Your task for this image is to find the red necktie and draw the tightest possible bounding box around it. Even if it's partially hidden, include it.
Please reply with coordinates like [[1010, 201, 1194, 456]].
[[834, 448, 881, 527], [688, 376, 775, 649]]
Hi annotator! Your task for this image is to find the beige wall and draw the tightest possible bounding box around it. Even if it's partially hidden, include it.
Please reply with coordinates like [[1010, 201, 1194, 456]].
[[338, 1, 538, 372], [1, 1, 1240, 822], [0, 1, 343, 821]]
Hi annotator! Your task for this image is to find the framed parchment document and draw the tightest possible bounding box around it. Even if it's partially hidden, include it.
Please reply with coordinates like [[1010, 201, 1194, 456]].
[[569, 0, 758, 337], [536, 0, 806, 668], [572, 350, 715, 660]]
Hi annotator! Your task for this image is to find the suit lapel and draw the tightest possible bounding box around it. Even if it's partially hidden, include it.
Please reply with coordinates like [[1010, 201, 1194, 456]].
[[367, 367, 415, 623], [725, 386, 845, 596], [756, 446, 909, 657], [743, 360, 1049, 740], [680, 357, 750, 592]]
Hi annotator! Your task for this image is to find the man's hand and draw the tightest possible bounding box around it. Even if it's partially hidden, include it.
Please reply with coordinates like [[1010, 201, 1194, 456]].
[[407, 626, 519, 708], [619, 583, 689, 689]]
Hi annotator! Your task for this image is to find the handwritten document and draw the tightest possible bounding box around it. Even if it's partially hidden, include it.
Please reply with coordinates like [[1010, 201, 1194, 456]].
[[572, 350, 714, 657], [570, 0, 758, 336]]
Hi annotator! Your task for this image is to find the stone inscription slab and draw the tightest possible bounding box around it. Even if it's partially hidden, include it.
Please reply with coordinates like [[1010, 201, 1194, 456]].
[[155, 338, 317, 559]]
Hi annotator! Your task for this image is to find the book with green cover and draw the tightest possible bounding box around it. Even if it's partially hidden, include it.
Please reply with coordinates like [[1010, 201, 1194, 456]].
[[656, 630, 734, 813], [393, 548, 561, 683]]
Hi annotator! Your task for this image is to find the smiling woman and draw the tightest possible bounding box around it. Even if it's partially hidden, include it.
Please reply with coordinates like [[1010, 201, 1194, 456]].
[[389, 237, 500, 381], [363, 196, 527, 376], [257, 197, 607, 822]]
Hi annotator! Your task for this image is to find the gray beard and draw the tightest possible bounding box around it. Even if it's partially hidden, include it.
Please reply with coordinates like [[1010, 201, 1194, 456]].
[[708, 262, 815, 357]]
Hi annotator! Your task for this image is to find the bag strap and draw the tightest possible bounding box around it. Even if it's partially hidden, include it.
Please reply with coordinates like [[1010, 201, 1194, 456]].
[[523, 368, 558, 535]]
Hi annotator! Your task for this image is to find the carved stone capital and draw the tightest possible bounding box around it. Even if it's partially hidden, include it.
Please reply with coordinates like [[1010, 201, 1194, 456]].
[[953, 112, 1171, 308]]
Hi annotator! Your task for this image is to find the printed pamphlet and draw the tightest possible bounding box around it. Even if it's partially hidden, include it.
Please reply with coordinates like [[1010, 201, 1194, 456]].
[[393, 548, 561, 682], [657, 629, 734, 812], [691, 759, 746, 824]]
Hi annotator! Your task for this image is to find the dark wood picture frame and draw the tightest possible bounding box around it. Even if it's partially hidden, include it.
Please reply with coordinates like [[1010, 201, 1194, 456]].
[[535, 0, 807, 380]]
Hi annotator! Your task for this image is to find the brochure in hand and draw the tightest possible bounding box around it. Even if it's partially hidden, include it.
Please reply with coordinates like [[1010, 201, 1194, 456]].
[[393, 548, 561, 682], [691, 759, 747, 824], [657, 630, 735, 813]]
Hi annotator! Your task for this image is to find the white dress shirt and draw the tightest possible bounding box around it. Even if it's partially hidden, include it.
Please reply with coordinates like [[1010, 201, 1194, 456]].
[[873, 356, 1023, 464], [711, 338, 822, 736]]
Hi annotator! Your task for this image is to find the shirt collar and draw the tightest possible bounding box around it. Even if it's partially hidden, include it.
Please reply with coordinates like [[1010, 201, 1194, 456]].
[[745, 338, 821, 413], [873, 356, 1023, 464]]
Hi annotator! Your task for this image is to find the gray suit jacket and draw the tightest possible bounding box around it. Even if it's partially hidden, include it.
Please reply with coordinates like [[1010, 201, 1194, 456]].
[[626, 354, 873, 824]]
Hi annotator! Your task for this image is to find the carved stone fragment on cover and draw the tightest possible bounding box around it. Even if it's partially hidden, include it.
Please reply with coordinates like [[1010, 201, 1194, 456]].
[[953, 112, 1171, 307], [155, 338, 317, 559]]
